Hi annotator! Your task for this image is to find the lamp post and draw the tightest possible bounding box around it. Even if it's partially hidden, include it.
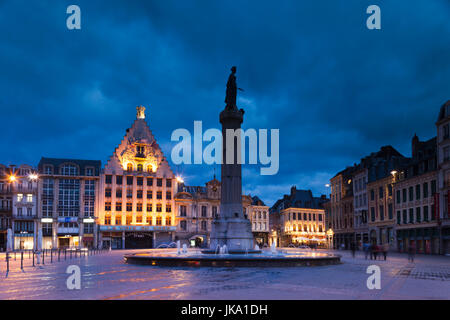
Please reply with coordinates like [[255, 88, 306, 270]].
[[326, 228, 334, 249]]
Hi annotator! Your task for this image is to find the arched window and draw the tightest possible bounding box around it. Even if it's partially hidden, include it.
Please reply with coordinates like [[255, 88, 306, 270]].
[[137, 164, 143, 172], [127, 163, 133, 171]]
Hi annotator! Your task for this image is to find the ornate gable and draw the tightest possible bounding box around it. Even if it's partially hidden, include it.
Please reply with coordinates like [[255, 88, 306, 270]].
[[104, 106, 174, 178]]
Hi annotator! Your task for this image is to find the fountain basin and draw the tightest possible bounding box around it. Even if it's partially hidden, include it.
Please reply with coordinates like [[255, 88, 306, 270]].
[[124, 249, 341, 267]]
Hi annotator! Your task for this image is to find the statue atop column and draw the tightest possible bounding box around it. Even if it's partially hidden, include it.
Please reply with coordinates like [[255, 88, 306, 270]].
[[225, 66, 244, 110]]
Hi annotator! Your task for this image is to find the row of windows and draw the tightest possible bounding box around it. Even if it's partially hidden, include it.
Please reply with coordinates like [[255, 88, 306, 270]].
[[105, 202, 171, 213], [396, 206, 436, 224], [105, 175, 171, 188], [16, 194, 33, 203], [104, 215, 172, 226], [105, 189, 171, 200], [16, 207, 34, 216], [287, 212, 323, 222], [178, 205, 219, 217], [354, 177, 367, 192], [370, 185, 393, 201], [395, 181, 437, 204], [178, 220, 208, 231], [125, 163, 155, 173], [43, 164, 95, 176], [370, 204, 394, 222], [253, 222, 267, 231], [285, 224, 324, 233], [252, 211, 268, 220]]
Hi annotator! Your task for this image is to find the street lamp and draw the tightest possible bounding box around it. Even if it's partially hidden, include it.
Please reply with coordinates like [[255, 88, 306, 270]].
[[8, 175, 16, 183], [176, 176, 184, 184], [326, 228, 334, 249]]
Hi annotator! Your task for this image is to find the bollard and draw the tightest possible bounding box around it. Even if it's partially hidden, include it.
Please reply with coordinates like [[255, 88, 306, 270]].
[[6, 252, 9, 274], [28, 250, 31, 259], [50, 250, 53, 263], [58, 249, 60, 262], [32, 251, 35, 267], [14, 251, 16, 261], [64, 249, 67, 260], [42, 250, 45, 265], [21, 252, 24, 270]]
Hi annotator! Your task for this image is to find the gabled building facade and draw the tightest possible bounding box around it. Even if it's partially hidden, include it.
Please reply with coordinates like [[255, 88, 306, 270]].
[[98, 106, 179, 249], [393, 134, 438, 254], [0, 164, 13, 251], [270, 187, 327, 247], [436, 100, 450, 254]]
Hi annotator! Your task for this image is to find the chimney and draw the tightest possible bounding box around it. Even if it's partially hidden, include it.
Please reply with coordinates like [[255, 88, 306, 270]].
[[412, 133, 419, 158], [290, 186, 297, 196]]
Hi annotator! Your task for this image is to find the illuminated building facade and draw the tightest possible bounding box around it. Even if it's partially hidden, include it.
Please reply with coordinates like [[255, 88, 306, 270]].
[[330, 168, 355, 249], [248, 196, 269, 246], [0, 164, 13, 251], [37, 158, 101, 249], [10, 165, 38, 250], [174, 179, 220, 247], [98, 106, 178, 249], [270, 187, 327, 247]]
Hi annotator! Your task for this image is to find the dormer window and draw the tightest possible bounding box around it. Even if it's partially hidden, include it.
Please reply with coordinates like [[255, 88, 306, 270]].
[[44, 165, 53, 175], [61, 164, 78, 176], [136, 146, 145, 158], [86, 168, 94, 176], [127, 163, 133, 172], [137, 164, 143, 172]]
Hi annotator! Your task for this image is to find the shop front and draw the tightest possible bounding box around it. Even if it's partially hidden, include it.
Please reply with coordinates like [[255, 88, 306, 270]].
[[13, 220, 35, 250], [396, 227, 439, 254], [57, 217, 80, 249], [14, 232, 34, 250], [100, 225, 176, 249]]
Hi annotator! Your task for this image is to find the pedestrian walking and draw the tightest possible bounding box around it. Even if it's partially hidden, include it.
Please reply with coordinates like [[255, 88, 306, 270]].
[[408, 242, 416, 262], [382, 243, 388, 261], [363, 242, 369, 260], [373, 244, 379, 260]]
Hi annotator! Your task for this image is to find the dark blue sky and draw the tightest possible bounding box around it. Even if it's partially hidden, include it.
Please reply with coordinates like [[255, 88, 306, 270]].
[[1, 0, 450, 206]]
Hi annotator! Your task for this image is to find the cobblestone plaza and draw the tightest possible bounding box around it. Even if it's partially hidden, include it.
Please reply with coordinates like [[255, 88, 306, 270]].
[[0, 249, 448, 300]]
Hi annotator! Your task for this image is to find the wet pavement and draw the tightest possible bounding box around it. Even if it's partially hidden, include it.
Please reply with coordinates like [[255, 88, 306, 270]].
[[0, 249, 448, 300]]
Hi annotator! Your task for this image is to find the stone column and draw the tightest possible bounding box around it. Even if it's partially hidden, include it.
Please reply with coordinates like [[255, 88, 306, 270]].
[[209, 107, 254, 252]]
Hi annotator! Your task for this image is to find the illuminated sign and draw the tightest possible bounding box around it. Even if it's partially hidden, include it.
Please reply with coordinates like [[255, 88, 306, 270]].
[[41, 218, 53, 223], [99, 225, 176, 232], [57, 217, 78, 223], [83, 218, 95, 223]]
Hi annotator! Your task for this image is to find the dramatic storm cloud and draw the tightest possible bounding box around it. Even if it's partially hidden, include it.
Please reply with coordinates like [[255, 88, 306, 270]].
[[1, 0, 450, 205]]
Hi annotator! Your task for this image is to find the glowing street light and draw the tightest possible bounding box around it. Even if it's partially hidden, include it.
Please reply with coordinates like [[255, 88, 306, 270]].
[[28, 173, 38, 181], [8, 175, 16, 183], [176, 176, 184, 184]]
